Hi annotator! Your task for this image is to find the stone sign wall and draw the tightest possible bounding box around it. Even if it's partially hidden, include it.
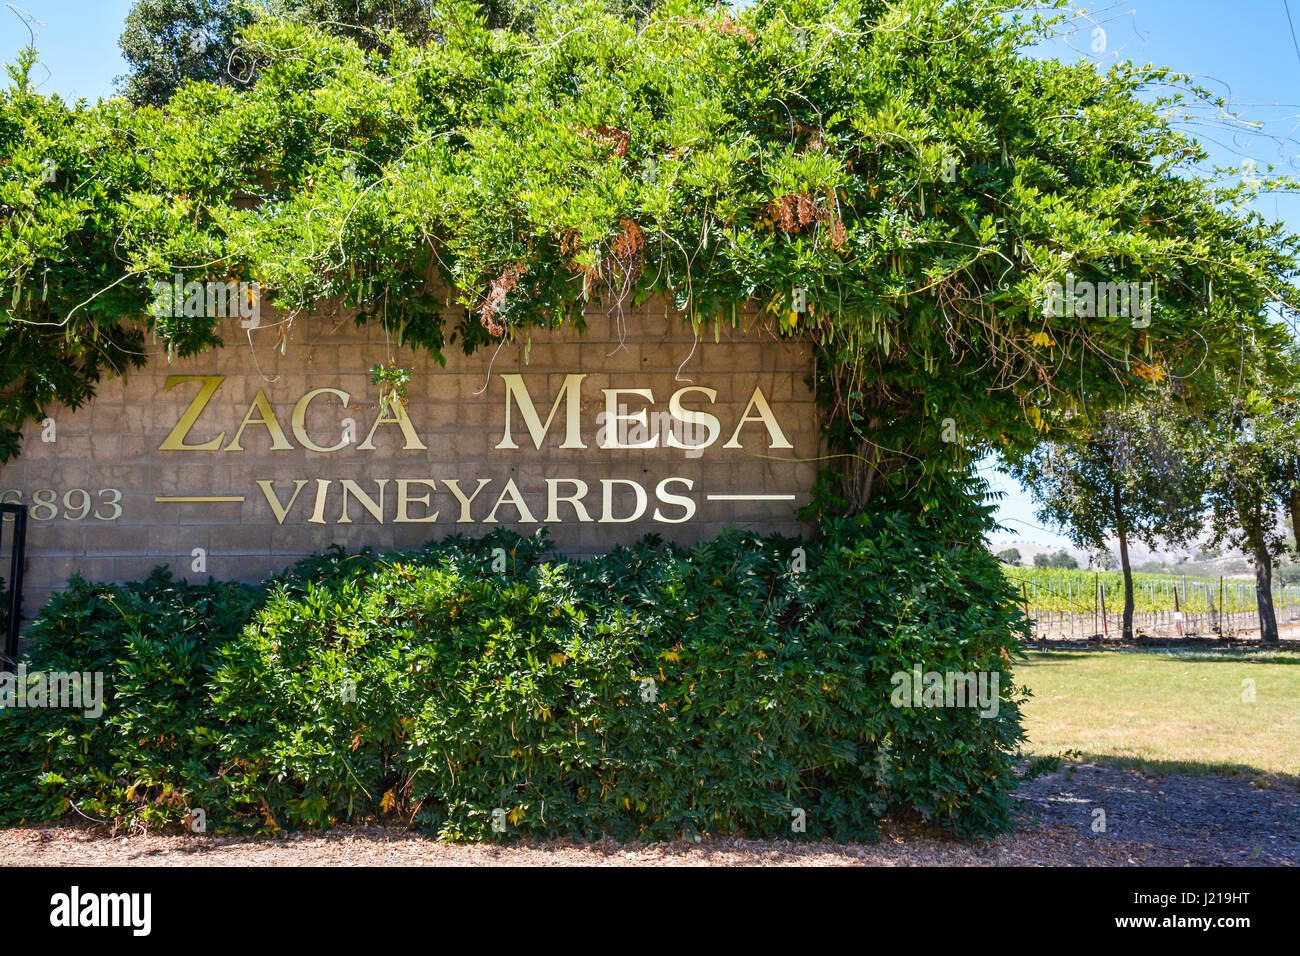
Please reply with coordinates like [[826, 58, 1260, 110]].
[[0, 295, 820, 616]]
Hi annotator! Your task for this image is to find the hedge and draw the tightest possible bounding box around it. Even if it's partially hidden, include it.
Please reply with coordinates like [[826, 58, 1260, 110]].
[[0, 515, 1026, 840]]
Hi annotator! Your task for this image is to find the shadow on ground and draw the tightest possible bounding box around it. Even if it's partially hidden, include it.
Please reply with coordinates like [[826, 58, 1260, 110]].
[[1015, 760, 1300, 866]]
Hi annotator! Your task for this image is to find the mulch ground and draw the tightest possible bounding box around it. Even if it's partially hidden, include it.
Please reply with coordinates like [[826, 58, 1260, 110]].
[[2, 762, 1296, 866]]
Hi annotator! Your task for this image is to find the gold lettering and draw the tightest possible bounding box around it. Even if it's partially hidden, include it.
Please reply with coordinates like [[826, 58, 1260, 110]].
[[665, 387, 720, 450], [600, 478, 647, 523], [545, 478, 592, 522], [442, 478, 492, 523], [496, 373, 587, 450], [338, 479, 387, 523], [653, 477, 695, 523], [357, 401, 426, 451], [395, 479, 439, 523], [601, 388, 657, 449], [292, 388, 352, 453], [225, 389, 293, 452], [307, 478, 331, 524], [484, 478, 537, 523], [255, 478, 309, 524], [723, 386, 793, 449], [158, 376, 226, 451]]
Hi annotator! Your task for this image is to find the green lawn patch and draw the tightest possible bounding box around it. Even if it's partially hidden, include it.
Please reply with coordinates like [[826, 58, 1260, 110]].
[[1017, 649, 1300, 781]]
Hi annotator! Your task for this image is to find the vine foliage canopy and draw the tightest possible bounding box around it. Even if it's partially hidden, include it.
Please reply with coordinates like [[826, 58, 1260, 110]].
[[2, 0, 1297, 518]]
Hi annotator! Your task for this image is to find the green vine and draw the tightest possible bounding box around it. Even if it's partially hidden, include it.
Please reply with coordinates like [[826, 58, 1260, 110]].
[[1, 0, 1297, 520]]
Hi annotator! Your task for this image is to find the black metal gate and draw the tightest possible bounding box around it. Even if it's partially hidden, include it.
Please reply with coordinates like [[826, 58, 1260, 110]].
[[1, 503, 27, 668]]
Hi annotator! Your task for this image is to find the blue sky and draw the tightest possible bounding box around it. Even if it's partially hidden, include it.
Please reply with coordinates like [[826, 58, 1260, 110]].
[[4, 0, 1298, 552], [1, 1, 133, 100]]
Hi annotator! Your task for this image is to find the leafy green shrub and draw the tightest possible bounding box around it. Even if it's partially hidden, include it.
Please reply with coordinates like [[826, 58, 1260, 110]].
[[0, 518, 1026, 839], [0, 569, 265, 828]]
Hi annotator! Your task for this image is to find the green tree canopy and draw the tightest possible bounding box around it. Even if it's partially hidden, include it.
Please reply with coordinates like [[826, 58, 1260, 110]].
[[116, 0, 664, 106], [1032, 550, 1078, 569], [1195, 349, 1300, 645], [118, 0, 263, 106], [1009, 397, 1207, 638]]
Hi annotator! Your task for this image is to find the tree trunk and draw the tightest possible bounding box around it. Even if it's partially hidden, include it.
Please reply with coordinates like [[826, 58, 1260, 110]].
[[846, 441, 878, 513], [1114, 483, 1134, 641], [1253, 541, 1280, 647], [1289, 455, 1300, 555]]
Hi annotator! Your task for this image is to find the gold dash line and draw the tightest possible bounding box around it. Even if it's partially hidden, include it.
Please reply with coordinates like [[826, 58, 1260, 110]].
[[155, 496, 246, 503]]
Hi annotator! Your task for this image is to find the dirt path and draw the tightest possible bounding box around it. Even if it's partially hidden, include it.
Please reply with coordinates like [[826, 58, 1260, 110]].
[[2, 763, 1295, 866]]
